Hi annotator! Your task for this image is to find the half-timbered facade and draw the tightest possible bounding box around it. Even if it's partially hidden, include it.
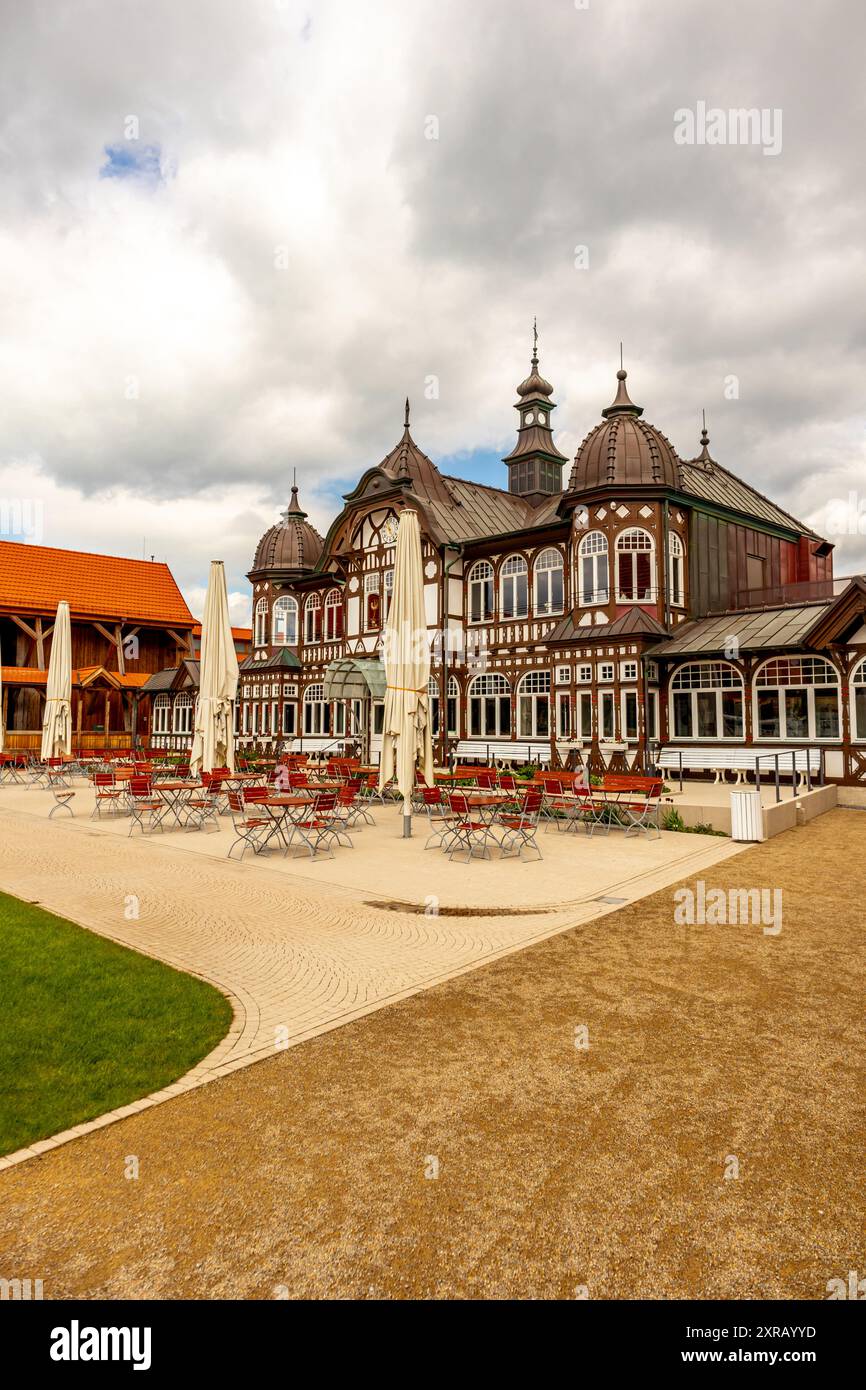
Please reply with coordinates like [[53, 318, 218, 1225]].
[[239, 344, 866, 787]]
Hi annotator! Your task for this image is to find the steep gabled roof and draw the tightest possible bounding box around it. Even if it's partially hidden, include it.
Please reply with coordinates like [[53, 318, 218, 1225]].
[[0, 540, 194, 626]]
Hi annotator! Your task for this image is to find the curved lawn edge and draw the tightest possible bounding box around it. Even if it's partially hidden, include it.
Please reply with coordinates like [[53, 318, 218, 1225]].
[[0, 889, 233, 1157]]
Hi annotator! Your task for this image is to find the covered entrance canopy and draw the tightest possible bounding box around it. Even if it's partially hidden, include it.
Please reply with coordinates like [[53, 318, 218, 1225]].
[[322, 657, 386, 702]]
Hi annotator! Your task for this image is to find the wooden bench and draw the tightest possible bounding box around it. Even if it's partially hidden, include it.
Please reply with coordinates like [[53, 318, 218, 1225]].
[[452, 740, 552, 768], [658, 746, 822, 788]]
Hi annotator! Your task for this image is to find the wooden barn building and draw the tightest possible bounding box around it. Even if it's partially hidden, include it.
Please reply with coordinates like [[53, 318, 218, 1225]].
[[0, 540, 195, 751]]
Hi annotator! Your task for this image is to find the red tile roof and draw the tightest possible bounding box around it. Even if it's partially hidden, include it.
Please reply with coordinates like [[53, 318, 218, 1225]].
[[1, 665, 152, 688], [192, 622, 252, 640], [0, 540, 194, 626]]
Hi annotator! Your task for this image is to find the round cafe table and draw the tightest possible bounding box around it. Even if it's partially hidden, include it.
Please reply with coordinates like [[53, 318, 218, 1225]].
[[152, 780, 199, 828], [260, 795, 317, 855]]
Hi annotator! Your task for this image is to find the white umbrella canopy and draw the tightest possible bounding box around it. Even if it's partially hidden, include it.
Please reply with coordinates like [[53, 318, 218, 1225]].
[[41, 599, 72, 760], [190, 560, 240, 777], [378, 509, 434, 833]]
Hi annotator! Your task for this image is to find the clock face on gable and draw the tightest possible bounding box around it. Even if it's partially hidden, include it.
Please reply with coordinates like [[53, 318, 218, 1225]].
[[380, 515, 399, 545]]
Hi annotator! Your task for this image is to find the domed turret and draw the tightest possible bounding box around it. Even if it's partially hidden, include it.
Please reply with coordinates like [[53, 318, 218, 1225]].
[[569, 368, 681, 492], [251, 483, 323, 574]]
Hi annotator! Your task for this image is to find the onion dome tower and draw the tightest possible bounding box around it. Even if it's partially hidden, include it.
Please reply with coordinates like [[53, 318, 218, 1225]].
[[249, 479, 324, 578], [502, 321, 568, 504], [568, 364, 681, 492]]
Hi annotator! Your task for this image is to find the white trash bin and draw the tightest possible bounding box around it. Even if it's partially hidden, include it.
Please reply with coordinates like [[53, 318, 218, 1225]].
[[730, 789, 764, 842]]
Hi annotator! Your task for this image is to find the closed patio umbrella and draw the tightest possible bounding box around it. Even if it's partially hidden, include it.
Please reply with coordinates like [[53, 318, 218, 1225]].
[[191, 560, 239, 776], [41, 599, 72, 760], [378, 509, 434, 836]]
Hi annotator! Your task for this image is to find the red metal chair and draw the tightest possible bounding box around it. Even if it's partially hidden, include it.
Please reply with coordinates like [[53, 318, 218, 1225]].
[[497, 791, 544, 861], [226, 790, 271, 858], [445, 792, 495, 862], [421, 786, 459, 850], [476, 768, 498, 788], [91, 771, 124, 818], [127, 775, 164, 836]]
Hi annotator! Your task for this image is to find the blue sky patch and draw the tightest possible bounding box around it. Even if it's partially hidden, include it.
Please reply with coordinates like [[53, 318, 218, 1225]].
[[99, 143, 164, 185]]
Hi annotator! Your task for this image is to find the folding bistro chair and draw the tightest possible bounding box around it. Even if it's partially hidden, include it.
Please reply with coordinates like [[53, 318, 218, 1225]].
[[48, 784, 76, 818], [444, 792, 495, 862], [226, 790, 271, 859], [126, 775, 165, 836], [497, 790, 543, 861], [421, 786, 459, 851], [91, 770, 124, 818]]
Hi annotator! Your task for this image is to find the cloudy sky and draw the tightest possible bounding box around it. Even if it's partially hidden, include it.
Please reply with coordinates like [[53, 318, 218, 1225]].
[[1, 0, 864, 623]]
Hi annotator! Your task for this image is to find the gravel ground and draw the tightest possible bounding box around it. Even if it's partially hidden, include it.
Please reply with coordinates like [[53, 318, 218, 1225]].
[[0, 809, 863, 1300]]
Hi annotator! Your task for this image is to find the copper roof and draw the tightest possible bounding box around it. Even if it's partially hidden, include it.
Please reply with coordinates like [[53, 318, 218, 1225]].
[[569, 371, 682, 492], [252, 485, 324, 572], [648, 601, 831, 658], [377, 404, 456, 508], [678, 457, 818, 537]]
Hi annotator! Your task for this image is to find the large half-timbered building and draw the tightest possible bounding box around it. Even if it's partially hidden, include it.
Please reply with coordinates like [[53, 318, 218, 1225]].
[[238, 344, 866, 788]]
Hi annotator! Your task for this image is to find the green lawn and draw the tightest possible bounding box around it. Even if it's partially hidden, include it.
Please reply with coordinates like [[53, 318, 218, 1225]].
[[0, 891, 232, 1156]]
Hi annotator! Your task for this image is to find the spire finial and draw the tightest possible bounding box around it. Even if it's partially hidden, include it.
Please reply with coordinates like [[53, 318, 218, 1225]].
[[619, 341, 623, 371], [404, 397, 410, 430], [696, 409, 714, 468], [532, 317, 538, 366]]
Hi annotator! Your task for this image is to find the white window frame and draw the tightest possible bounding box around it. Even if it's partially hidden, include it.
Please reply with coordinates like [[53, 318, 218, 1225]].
[[615, 527, 655, 603], [153, 693, 170, 735], [577, 663, 592, 684], [576, 690, 593, 740], [501, 554, 529, 621], [303, 682, 330, 736], [851, 658, 866, 742], [753, 656, 841, 742], [468, 672, 511, 739], [324, 589, 343, 643], [621, 688, 639, 742], [516, 670, 551, 739], [304, 594, 322, 644], [468, 561, 494, 625], [599, 689, 616, 741], [534, 548, 564, 617], [173, 691, 193, 735], [670, 661, 745, 742], [254, 597, 268, 648], [272, 595, 298, 646], [577, 531, 609, 606], [669, 533, 685, 608], [599, 662, 615, 683]]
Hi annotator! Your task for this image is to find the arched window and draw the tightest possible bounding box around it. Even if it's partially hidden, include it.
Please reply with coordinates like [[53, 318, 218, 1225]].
[[616, 528, 655, 602], [428, 674, 459, 736], [303, 682, 330, 735], [364, 573, 381, 630], [501, 555, 529, 620], [383, 570, 394, 623], [153, 693, 170, 735], [671, 661, 744, 741], [304, 593, 322, 644], [468, 561, 494, 624], [517, 670, 550, 739], [254, 597, 268, 648], [754, 656, 840, 741], [272, 595, 298, 646], [468, 672, 511, 738], [578, 531, 609, 606], [669, 533, 685, 607], [173, 691, 194, 735], [534, 548, 564, 616], [324, 589, 343, 642], [852, 658, 866, 742]]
